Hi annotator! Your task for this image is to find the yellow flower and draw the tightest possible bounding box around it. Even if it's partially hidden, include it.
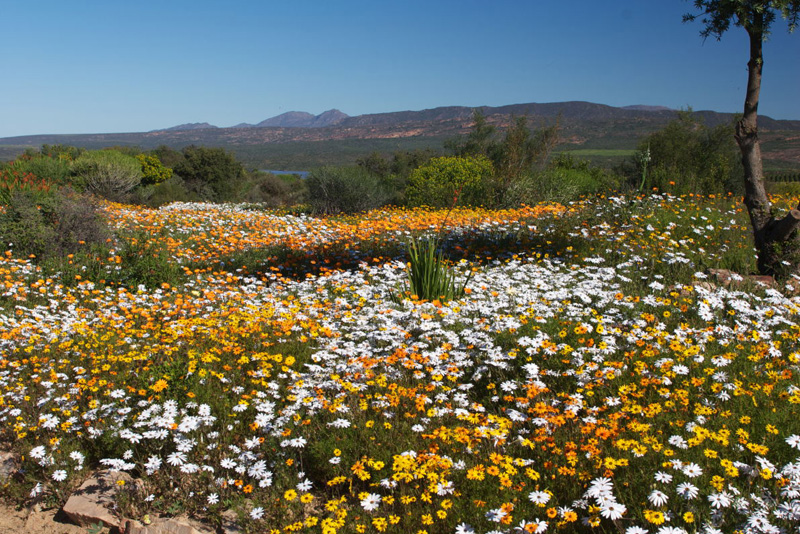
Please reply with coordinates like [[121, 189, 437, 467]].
[[150, 379, 168, 392], [644, 510, 666, 525]]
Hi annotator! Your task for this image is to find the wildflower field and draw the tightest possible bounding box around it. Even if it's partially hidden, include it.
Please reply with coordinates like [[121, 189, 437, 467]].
[[1, 194, 799, 534]]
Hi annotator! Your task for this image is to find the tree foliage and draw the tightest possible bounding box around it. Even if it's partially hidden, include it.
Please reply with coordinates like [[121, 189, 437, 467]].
[[683, 0, 799, 38], [685, 0, 800, 278]]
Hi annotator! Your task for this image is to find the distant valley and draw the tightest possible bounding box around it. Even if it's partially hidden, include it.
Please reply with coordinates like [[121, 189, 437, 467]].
[[2, 101, 798, 171]]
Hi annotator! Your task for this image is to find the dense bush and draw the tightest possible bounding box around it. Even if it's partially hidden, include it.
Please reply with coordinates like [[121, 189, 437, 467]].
[[137, 154, 173, 186], [504, 154, 619, 205], [0, 188, 110, 261], [143, 176, 197, 207], [72, 150, 143, 200], [405, 155, 494, 208], [173, 146, 248, 202], [446, 111, 560, 206], [0, 168, 53, 205], [356, 149, 439, 205], [242, 171, 308, 206], [633, 111, 742, 194], [4, 155, 73, 186], [306, 166, 390, 214]]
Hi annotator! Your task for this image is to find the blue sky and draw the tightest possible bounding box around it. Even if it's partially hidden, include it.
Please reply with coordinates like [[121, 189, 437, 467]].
[[2, 0, 798, 138]]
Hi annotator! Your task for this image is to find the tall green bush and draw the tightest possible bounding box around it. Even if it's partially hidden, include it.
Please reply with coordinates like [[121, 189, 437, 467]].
[[72, 150, 142, 200], [173, 146, 247, 202], [143, 176, 196, 207], [405, 155, 493, 208], [242, 171, 308, 206], [633, 111, 742, 194], [0, 188, 110, 261], [306, 166, 390, 214], [446, 111, 560, 207]]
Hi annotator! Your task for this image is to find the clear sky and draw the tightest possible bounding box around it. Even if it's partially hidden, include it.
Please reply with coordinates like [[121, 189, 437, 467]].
[[2, 0, 799, 138]]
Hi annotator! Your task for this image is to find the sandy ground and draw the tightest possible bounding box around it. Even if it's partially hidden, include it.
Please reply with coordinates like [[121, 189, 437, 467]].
[[0, 504, 91, 534]]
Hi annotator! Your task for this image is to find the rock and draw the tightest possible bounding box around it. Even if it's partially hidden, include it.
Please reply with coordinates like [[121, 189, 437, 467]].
[[704, 269, 779, 292], [785, 277, 800, 295], [220, 509, 243, 534], [708, 268, 733, 286], [123, 516, 216, 534], [0, 451, 18, 482], [61, 470, 132, 528], [750, 275, 776, 287]]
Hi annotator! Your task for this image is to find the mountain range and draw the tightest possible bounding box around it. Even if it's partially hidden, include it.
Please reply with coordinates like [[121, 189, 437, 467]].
[[1, 101, 798, 170], [149, 102, 798, 133]]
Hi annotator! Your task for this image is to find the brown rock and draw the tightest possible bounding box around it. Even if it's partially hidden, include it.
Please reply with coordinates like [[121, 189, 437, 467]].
[[61, 470, 132, 528], [0, 451, 18, 482], [220, 509, 243, 534], [124, 516, 216, 534], [708, 268, 733, 286], [750, 275, 776, 287]]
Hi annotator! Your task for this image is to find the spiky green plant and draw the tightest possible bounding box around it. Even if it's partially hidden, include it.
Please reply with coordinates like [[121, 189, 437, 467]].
[[395, 236, 472, 302]]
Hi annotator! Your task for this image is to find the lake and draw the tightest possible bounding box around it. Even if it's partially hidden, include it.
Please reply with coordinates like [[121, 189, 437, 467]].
[[262, 170, 309, 179]]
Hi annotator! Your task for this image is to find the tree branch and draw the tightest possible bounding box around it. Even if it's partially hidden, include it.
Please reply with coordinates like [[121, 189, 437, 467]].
[[771, 209, 800, 242]]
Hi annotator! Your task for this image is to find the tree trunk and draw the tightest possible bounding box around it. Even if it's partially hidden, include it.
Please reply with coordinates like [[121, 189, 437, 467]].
[[738, 13, 800, 278]]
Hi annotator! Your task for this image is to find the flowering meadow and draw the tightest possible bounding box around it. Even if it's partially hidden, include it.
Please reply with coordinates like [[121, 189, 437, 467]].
[[1, 194, 799, 534]]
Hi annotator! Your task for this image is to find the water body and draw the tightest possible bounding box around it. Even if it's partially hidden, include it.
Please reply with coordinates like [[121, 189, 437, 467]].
[[262, 170, 309, 179]]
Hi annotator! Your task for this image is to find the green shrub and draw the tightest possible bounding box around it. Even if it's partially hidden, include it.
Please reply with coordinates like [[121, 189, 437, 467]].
[[306, 166, 390, 214], [143, 176, 197, 207], [173, 146, 247, 202], [6, 155, 73, 185], [632, 110, 742, 194], [405, 155, 493, 208], [72, 150, 143, 200], [446, 111, 560, 206], [242, 172, 308, 207], [137, 154, 173, 186], [0, 188, 110, 261], [0, 168, 54, 205], [502, 154, 620, 205]]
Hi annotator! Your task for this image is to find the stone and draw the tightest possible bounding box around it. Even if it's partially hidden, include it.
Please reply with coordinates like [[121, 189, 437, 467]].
[[0, 451, 18, 482], [708, 268, 733, 285], [220, 509, 243, 534], [123, 516, 216, 534], [61, 470, 132, 529], [750, 275, 776, 287]]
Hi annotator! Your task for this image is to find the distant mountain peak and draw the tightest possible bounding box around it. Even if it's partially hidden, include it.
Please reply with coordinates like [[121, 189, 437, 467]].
[[157, 122, 218, 132], [255, 109, 349, 128]]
